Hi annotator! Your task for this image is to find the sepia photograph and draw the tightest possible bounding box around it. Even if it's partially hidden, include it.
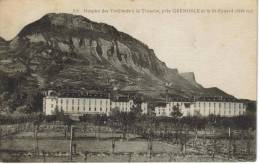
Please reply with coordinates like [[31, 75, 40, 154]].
[[0, 0, 257, 162]]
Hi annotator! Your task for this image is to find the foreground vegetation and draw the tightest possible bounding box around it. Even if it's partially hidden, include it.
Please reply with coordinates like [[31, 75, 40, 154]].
[[0, 103, 256, 162]]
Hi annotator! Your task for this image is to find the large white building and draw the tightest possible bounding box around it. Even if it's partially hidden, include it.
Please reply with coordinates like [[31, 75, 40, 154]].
[[43, 97, 111, 115], [155, 99, 246, 117], [43, 92, 148, 116]]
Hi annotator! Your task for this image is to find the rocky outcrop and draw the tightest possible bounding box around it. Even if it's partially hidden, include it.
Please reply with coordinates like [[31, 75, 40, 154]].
[[180, 72, 202, 88], [1, 13, 233, 99]]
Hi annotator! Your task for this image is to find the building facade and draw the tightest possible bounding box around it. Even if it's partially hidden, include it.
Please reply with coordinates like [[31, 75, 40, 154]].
[[155, 100, 246, 117], [43, 95, 148, 116]]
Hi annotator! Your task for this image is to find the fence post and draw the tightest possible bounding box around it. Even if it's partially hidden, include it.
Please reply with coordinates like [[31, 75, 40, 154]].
[[147, 134, 153, 160], [34, 125, 39, 157], [232, 133, 236, 157], [84, 152, 88, 162], [36, 128, 39, 156], [203, 128, 206, 145], [42, 150, 46, 162], [193, 128, 198, 147], [247, 129, 251, 155], [212, 128, 216, 160], [70, 126, 74, 161], [64, 126, 67, 140], [240, 130, 243, 155], [228, 127, 231, 159], [128, 152, 132, 162], [0, 128, 2, 147], [184, 129, 187, 156]]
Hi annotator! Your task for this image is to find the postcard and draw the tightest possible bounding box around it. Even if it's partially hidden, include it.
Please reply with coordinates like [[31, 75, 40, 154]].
[[0, 0, 257, 162]]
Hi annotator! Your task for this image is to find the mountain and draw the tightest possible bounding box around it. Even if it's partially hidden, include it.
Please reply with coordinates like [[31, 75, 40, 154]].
[[180, 72, 203, 89], [0, 37, 8, 56], [0, 13, 235, 112]]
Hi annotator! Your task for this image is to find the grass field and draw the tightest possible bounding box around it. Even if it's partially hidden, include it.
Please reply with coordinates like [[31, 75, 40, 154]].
[[0, 126, 256, 162]]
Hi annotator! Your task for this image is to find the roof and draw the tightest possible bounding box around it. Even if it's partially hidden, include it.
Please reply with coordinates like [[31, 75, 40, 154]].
[[111, 96, 131, 102], [153, 101, 167, 107], [59, 92, 110, 99], [168, 96, 241, 102]]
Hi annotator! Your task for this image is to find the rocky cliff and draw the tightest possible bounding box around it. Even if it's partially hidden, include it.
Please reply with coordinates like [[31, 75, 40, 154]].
[[0, 13, 234, 111]]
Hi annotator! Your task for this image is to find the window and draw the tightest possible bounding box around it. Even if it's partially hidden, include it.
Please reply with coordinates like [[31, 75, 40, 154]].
[[72, 99, 74, 105], [66, 99, 68, 104], [89, 107, 91, 111], [72, 106, 74, 110], [214, 103, 216, 108], [219, 103, 221, 108], [77, 106, 79, 111], [51, 104, 53, 108], [100, 107, 102, 111], [94, 107, 96, 111]]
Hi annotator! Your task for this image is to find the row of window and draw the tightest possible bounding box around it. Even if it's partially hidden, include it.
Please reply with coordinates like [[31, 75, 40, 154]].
[[157, 110, 244, 116], [194, 102, 244, 109], [156, 107, 245, 115], [61, 106, 109, 112], [59, 99, 110, 105], [52, 99, 133, 107], [199, 108, 244, 115], [169, 102, 244, 109], [50, 103, 130, 112]]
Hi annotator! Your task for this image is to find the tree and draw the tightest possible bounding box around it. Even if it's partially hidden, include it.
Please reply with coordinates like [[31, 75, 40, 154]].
[[171, 105, 183, 118], [109, 107, 133, 140], [170, 105, 183, 144], [170, 105, 183, 128]]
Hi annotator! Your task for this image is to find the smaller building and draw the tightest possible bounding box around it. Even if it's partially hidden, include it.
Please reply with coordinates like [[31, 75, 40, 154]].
[[154, 102, 168, 117], [111, 97, 134, 112], [154, 99, 246, 117], [141, 102, 148, 114]]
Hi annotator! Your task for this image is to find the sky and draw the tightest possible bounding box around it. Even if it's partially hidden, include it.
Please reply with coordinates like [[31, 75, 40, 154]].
[[0, 0, 257, 100]]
